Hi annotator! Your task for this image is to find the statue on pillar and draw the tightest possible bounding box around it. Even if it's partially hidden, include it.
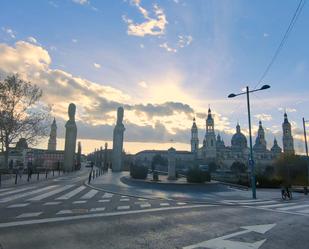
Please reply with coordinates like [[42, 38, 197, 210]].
[[168, 147, 177, 180], [64, 103, 77, 172], [112, 107, 125, 172]]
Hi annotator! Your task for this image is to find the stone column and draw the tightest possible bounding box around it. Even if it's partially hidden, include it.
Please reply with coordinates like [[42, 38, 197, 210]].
[[168, 147, 176, 180], [63, 103, 77, 172], [112, 107, 125, 172]]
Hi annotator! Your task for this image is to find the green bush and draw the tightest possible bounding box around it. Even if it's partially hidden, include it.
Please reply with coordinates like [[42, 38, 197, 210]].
[[187, 168, 211, 183], [130, 164, 148, 179], [256, 174, 282, 188]]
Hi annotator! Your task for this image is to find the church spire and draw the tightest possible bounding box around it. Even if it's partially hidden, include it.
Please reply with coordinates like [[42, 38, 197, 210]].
[[282, 112, 294, 154], [191, 117, 199, 153]]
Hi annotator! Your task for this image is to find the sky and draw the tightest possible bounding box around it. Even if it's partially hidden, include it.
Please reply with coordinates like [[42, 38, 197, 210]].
[[0, 0, 309, 154]]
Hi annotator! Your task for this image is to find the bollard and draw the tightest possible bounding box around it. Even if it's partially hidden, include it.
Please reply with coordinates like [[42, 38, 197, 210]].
[[15, 173, 18, 184], [46, 171, 48, 179], [53, 170, 54, 176], [37, 172, 39, 181], [27, 173, 30, 182]]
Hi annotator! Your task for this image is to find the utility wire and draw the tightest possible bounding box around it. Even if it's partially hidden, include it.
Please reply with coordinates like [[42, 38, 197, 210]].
[[254, 0, 306, 90]]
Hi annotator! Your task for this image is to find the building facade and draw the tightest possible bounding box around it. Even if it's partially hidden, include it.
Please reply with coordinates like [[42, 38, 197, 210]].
[[191, 109, 294, 169]]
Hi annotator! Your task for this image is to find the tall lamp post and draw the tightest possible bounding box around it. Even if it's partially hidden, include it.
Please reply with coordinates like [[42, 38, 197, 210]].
[[302, 118, 309, 191], [228, 85, 271, 199]]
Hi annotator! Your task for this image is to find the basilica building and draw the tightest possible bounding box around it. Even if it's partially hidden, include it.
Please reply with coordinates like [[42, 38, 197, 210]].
[[191, 108, 295, 169]]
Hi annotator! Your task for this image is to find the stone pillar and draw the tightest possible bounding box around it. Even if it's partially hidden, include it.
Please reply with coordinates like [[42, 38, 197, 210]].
[[112, 107, 125, 172], [168, 147, 176, 180], [63, 103, 77, 172], [76, 141, 81, 170]]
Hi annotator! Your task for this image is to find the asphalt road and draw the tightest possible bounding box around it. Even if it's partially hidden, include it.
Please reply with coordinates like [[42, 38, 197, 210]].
[[0, 169, 308, 249]]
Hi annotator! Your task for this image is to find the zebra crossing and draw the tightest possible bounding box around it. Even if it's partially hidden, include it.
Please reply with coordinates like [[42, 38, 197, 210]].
[[0, 184, 193, 221], [221, 198, 309, 216]]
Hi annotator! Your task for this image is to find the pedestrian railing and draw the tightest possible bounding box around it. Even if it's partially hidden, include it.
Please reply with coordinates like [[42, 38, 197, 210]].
[[88, 166, 104, 184], [0, 167, 65, 187]]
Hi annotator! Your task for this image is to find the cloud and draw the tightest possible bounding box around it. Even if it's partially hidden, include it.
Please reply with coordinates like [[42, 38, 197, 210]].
[[27, 36, 38, 44], [138, 81, 148, 88], [2, 27, 16, 39], [93, 63, 101, 69], [48, 1, 58, 8], [123, 1, 167, 37], [72, 0, 89, 5], [263, 33, 269, 37], [254, 113, 272, 121], [159, 42, 177, 53], [72, 39, 78, 43], [0, 40, 200, 142]]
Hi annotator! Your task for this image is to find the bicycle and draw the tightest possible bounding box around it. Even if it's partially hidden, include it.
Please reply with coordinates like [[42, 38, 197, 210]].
[[281, 187, 292, 200]]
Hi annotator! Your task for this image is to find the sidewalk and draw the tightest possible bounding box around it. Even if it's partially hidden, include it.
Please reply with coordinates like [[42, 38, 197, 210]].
[[88, 171, 307, 202]]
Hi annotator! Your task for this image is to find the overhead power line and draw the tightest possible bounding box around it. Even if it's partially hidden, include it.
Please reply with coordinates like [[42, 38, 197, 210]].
[[254, 0, 306, 90]]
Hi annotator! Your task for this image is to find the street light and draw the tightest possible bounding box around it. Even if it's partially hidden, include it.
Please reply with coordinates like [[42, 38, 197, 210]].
[[228, 85, 271, 199], [302, 118, 309, 192]]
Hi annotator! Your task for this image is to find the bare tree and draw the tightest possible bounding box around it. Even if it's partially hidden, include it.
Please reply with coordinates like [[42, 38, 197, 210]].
[[0, 74, 51, 168]]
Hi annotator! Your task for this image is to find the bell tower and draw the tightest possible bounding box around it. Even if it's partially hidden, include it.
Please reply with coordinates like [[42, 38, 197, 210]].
[[204, 108, 216, 159], [191, 118, 199, 153], [282, 112, 294, 154], [48, 118, 57, 151]]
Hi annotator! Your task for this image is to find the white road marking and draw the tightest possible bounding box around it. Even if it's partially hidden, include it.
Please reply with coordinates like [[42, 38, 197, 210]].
[[57, 210, 73, 215], [28, 185, 75, 201], [259, 202, 297, 208], [0, 204, 215, 228], [17, 212, 42, 219], [277, 204, 309, 211], [0, 188, 13, 192], [0, 186, 35, 197], [183, 223, 276, 249], [117, 205, 130, 210], [44, 201, 61, 206], [90, 207, 106, 212], [138, 198, 146, 201], [7, 203, 30, 208], [56, 186, 86, 200], [299, 208, 309, 214], [140, 203, 151, 208], [120, 198, 130, 202], [160, 203, 170, 207], [0, 185, 58, 203], [102, 193, 113, 198], [80, 189, 98, 199], [177, 202, 187, 205], [242, 200, 277, 206], [98, 199, 110, 203], [73, 200, 87, 204]]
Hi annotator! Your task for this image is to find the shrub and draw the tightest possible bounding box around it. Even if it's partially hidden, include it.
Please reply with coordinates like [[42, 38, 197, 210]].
[[130, 164, 148, 179], [187, 168, 211, 183]]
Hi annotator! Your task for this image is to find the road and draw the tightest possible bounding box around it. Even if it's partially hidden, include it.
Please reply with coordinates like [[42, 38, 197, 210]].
[[0, 168, 309, 249]]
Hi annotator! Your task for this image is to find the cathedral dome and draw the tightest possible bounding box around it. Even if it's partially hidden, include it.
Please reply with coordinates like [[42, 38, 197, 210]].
[[231, 124, 247, 150]]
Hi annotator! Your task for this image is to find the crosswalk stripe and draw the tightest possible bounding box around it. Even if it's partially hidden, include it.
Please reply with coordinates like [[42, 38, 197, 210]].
[[0, 185, 58, 203], [160, 203, 170, 207], [140, 203, 151, 208], [7, 203, 30, 208], [0, 186, 36, 197], [17, 212, 42, 218], [73, 200, 87, 204], [120, 198, 130, 202], [0, 188, 13, 192], [278, 204, 309, 211], [299, 208, 309, 214], [177, 202, 187, 205], [80, 189, 98, 199], [44, 202, 61, 206], [259, 202, 297, 208], [98, 199, 110, 203], [117, 205, 130, 210], [57, 210, 72, 215], [90, 207, 105, 212], [102, 193, 113, 198], [242, 200, 277, 205], [28, 185, 74, 201], [56, 186, 86, 200]]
